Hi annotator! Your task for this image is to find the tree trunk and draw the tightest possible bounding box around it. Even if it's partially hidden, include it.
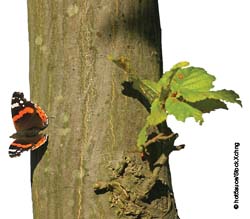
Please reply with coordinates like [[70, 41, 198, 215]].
[[28, 0, 179, 218]]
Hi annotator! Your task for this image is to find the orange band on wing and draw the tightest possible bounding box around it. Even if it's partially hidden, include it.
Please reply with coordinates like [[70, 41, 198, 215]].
[[36, 106, 48, 122], [31, 136, 47, 150], [12, 107, 34, 122], [11, 142, 32, 149]]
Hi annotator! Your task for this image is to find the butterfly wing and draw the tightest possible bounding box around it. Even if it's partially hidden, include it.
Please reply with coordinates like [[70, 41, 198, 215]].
[[11, 92, 48, 132], [9, 92, 49, 158], [9, 134, 48, 158]]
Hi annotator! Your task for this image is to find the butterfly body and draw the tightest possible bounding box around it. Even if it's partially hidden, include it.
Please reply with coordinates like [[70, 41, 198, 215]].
[[9, 92, 48, 157]]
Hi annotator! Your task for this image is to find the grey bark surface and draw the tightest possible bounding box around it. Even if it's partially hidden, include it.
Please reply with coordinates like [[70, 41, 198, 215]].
[[28, 0, 179, 218]]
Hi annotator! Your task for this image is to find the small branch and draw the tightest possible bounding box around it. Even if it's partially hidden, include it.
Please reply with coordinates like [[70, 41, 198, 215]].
[[143, 133, 175, 149], [173, 144, 185, 151]]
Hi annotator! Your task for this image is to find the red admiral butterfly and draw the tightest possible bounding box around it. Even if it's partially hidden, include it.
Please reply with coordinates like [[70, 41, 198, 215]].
[[9, 92, 49, 157]]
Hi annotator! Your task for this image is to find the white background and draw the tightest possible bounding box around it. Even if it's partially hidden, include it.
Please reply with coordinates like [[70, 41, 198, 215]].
[[0, 1, 249, 218]]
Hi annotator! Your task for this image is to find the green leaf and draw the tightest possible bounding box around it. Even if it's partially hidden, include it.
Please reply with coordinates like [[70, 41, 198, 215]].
[[158, 70, 173, 88], [147, 98, 167, 126], [180, 89, 242, 106], [187, 99, 228, 113], [171, 61, 190, 71], [178, 90, 209, 102], [137, 98, 167, 147], [163, 66, 241, 124], [159, 62, 190, 88], [132, 78, 161, 103], [208, 89, 242, 106], [171, 67, 216, 94], [168, 66, 218, 103], [165, 98, 204, 124]]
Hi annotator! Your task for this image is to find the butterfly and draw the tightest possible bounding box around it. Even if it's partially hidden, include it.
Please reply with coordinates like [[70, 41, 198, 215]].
[[9, 92, 48, 157]]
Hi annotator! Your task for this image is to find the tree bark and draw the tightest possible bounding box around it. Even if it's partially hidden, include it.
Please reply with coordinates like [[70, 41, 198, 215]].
[[28, 0, 179, 218]]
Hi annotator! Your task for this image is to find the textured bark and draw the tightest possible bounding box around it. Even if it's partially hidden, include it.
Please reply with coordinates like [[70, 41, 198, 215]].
[[28, 0, 179, 218]]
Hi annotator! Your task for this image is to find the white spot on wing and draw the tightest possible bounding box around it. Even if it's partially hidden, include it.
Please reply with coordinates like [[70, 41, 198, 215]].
[[11, 102, 20, 109]]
